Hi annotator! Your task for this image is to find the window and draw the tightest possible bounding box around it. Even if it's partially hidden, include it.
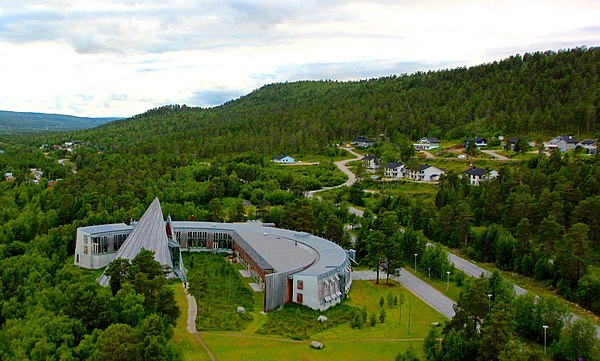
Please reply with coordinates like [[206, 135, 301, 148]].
[[76, 254, 79, 263], [296, 293, 303, 303], [83, 245, 88, 255], [297, 280, 303, 290]]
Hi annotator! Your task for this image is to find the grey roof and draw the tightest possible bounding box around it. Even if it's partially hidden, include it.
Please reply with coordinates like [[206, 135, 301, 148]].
[[272, 154, 289, 160], [172, 221, 318, 273], [463, 167, 488, 177], [386, 162, 403, 169], [78, 223, 133, 235], [579, 139, 596, 145], [98, 198, 173, 286], [509, 137, 520, 143], [362, 155, 376, 160], [424, 137, 439, 143]]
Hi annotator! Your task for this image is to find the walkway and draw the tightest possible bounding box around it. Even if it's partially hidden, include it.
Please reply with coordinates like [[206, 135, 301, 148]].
[[185, 285, 216, 361]]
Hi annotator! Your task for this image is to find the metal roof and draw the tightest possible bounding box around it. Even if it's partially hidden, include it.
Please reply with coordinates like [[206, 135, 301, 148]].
[[98, 198, 173, 286], [78, 223, 132, 235]]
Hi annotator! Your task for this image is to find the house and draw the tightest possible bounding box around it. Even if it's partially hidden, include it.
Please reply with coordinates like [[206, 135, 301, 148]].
[[384, 162, 404, 178], [405, 164, 444, 181], [0, 149, 4, 154], [578, 139, 597, 155], [272, 155, 295, 164], [545, 135, 579, 152], [466, 137, 488, 148], [361, 154, 379, 170], [3, 172, 15, 182], [352, 136, 375, 148], [413, 137, 440, 151], [462, 166, 498, 186], [502, 137, 520, 151]]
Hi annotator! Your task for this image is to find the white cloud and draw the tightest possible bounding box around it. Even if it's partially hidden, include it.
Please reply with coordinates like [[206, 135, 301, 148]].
[[0, 0, 598, 116]]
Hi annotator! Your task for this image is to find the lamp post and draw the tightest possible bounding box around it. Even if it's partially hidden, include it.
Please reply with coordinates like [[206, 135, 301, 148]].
[[487, 293, 492, 310], [446, 271, 451, 292], [414, 253, 418, 273], [543, 325, 548, 354], [428, 267, 431, 277]]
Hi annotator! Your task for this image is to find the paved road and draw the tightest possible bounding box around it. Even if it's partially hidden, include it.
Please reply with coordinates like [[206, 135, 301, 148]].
[[353, 270, 456, 319], [480, 149, 510, 160], [306, 147, 363, 199]]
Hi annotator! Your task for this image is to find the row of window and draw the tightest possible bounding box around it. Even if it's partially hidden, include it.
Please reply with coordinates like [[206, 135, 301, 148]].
[[86, 233, 129, 255]]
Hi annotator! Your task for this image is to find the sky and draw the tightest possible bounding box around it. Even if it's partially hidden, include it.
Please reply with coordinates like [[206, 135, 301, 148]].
[[0, 0, 599, 118]]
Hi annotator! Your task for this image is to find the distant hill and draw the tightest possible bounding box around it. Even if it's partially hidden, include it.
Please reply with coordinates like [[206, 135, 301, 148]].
[[0, 110, 121, 133], [34, 47, 600, 156]]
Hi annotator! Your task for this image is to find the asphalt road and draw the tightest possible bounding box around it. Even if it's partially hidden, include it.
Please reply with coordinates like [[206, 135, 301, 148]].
[[352, 269, 456, 319]]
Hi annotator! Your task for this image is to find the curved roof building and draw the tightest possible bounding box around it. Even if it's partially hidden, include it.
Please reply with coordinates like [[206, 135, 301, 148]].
[[74, 198, 352, 311]]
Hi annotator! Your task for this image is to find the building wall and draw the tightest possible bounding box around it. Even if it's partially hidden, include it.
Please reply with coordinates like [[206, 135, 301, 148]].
[[74, 228, 132, 269]]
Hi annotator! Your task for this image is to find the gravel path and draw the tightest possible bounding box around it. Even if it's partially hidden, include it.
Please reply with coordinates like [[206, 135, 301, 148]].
[[185, 285, 216, 361]]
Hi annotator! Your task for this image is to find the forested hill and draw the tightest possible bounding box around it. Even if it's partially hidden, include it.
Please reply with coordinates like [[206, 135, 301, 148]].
[[0, 110, 120, 133], [49, 47, 600, 156]]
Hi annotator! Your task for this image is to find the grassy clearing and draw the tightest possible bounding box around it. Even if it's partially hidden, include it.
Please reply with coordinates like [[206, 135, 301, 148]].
[[257, 303, 357, 339], [316, 280, 445, 340], [171, 285, 212, 361], [185, 253, 255, 331], [201, 334, 423, 361]]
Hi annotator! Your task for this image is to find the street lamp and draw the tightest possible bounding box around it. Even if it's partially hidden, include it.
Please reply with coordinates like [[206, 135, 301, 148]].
[[446, 271, 451, 292], [543, 325, 548, 354], [414, 253, 418, 273], [428, 267, 431, 277], [487, 293, 492, 310]]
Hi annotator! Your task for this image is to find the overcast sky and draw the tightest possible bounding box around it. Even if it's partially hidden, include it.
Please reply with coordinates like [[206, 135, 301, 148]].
[[1, 0, 599, 117]]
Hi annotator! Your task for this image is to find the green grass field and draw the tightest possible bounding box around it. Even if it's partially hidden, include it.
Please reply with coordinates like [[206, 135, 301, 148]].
[[172, 258, 445, 361]]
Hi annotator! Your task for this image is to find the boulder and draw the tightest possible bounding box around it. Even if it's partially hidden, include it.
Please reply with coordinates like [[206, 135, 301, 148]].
[[237, 306, 245, 314], [310, 341, 324, 349], [317, 315, 328, 323]]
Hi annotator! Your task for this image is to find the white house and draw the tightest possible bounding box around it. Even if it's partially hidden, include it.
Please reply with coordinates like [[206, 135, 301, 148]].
[[578, 139, 597, 155], [466, 137, 488, 148], [362, 155, 379, 170], [384, 162, 404, 178], [413, 137, 440, 151], [405, 164, 444, 181], [545, 135, 579, 152], [272, 155, 295, 164], [462, 166, 498, 186], [3, 172, 14, 182]]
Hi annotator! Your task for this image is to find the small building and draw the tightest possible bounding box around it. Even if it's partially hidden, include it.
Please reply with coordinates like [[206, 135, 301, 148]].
[[413, 137, 440, 151], [502, 137, 520, 151], [405, 164, 444, 181], [466, 137, 487, 148], [272, 155, 295, 164], [352, 136, 375, 148], [462, 166, 498, 186], [362, 154, 379, 170], [578, 139, 597, 155], [384, 162, 404, 178], [3, 172, 15, 182], [545, 135, 579, 152]]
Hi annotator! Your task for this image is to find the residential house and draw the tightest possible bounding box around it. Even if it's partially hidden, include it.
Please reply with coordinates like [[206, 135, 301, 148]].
[[362, 155, 379, 170], [578, 139, 597, 155], [413, 137, 440, 151], [545, 135, 579, 152], [462, 166, 498, 186], [0, 148, 4, 154], [466, 137, 488, 148], [405, 164, 444, 181], [272, 155, 295, 164], [502, 137, 520, 151], [384, 162, 404, 178], [3, 172, 15, 182], [352, 136, 375, 148]]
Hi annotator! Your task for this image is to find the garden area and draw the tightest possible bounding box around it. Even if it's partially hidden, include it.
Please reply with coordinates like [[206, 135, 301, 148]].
[[176, 252, 447, 360]]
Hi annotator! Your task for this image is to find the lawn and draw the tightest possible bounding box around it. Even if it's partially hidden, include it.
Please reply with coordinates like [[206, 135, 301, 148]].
[[172, 252, 445, 360]]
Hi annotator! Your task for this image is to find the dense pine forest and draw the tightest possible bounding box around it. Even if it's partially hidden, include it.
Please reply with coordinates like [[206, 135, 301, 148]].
[[1, 47, 599, 360]]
